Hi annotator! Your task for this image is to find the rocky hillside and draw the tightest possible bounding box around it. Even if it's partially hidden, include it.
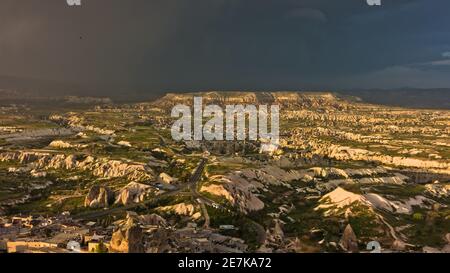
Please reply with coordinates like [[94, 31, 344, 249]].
[[0, 151, 154, 182], [152, 91, 356, 110]]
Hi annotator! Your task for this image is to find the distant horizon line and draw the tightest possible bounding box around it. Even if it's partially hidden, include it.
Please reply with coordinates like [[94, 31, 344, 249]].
[[2, 74, 450, 94]]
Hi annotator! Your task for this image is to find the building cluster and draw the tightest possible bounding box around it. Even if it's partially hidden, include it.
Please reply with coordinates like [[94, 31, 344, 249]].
[[0, 211, 247, 253]]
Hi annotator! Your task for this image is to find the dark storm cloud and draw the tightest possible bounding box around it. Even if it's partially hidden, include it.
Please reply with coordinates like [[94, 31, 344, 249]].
[[1, 0, 450, 93], [0, 0, 192, 86]]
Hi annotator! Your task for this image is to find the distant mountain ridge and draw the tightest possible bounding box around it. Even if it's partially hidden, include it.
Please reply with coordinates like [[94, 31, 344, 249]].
[[152, 91, 355, 110], [0, 75, 86, 97], [1, 75, 449, 109], [342, 88, 450, 109]]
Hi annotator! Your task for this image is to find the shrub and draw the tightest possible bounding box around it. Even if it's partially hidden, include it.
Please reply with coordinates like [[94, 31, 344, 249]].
[[412, 213, 423, 221]]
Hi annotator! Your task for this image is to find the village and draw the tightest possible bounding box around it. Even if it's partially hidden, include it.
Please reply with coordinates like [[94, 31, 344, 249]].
[[0, 211, 247, 253]]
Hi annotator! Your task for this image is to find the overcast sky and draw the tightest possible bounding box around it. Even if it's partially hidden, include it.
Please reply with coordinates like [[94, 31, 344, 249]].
[[1, 0, 450, 94]]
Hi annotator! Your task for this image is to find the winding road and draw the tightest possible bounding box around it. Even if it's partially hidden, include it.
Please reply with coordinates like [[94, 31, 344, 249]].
[[74, 158, 208, 221], [74, 156, 266, 246]]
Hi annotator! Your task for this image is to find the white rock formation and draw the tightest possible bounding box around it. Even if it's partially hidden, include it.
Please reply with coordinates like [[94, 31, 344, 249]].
[[157, 173, 177, 184], [158, 203, 201, 220], [117, 141, 132, 147], [49, 140, 88, 149], [0, 151, 154, 182], [115, 182, 153, 205], [425, 182, 450, 198]]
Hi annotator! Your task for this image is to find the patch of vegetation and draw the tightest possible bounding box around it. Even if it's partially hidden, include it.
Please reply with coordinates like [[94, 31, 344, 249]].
[[347, 204, 383, 239], [205, 160, 257, 176], [207, 206, 239, 228], [371, 184, 426, 199], [0, 138, 7, 146], [403, 207, 450, 247]]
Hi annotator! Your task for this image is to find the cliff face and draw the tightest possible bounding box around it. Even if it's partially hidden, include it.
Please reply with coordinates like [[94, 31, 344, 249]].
[[340, 224, 359, 253], [115, 182, 153, 205], [0, 128, 75, 142], [84, 185, 115, 208], [311, 144, 450, 175], [152, 92, 258, 108], [0, 151, 154, 181], [152, 91, 352, 110], [110, 212, 145, 253]]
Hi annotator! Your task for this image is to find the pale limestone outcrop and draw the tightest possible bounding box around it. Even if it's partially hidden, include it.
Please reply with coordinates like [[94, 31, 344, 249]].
[[201, 166, 310, 213], [48, 140, 88, 149], [110, 212, 144, 253], [1, 128, 75, 142], [425, 183, 450, 198], [340, 224, 359, 252], [49, 114, 115, 135], [115, 182, 153, 205], [312, 144, 450, 174], [364, 193, 433, 214], [0, 151, 154, 182], [138, 213, 167, 227], [117, 141, 132, 147], [202, 164, 408, 214], [84, 185, 115, 208], [157, 203, 201, 220], [316, 187, 433, 216], [324, 174, 407, 191], [316, 187, 369, 216], [157, 173, 177, 184]]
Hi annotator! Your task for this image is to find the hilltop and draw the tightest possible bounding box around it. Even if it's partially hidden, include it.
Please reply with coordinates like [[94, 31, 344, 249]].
[[152, 91, 357, 110]]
